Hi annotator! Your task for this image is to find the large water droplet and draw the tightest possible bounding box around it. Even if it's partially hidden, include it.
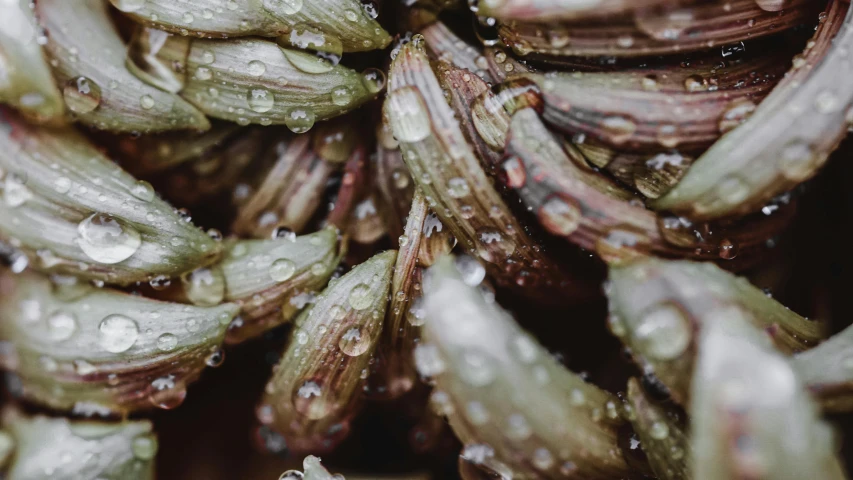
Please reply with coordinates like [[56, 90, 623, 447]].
[[414, 343, 446, 377], [76, 213, 141, 264], [292, 378, 336, 419], [388, 87, 431, 142], [3, 173, 32, 207], [46, 311, 77, 342], [269, 258, 296, 282], [448, 177, 471, 198], [247, 60, 267, 77], [475, 227, 515, 263], [157, 333, 178, 352], [182, 267, 225, 306], [601, 116, 636, 145], [361, 67, 386, 94], [538, 196, 581, 236], [284, 108, 316, 133], [149, 375, 187, 409], [338, 326, 371, 356], [634, 302, 692, 360], [347, 283, 372, 310], [97, 314, 139, 353], [132, 434, 158, 460], [63, 76, 102, 114], [130, 180, 155, 202]]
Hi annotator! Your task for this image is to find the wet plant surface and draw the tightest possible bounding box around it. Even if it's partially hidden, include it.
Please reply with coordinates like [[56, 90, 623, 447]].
[[4, 0, 853, 479]]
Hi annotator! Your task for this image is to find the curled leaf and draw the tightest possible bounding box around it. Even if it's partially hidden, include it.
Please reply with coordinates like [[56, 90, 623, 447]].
[[421, 21, 494, 83], [2, 409, 157, 480], [606, 257, 823, 405], [136, 30, 384, 128], [505, 107, 791, 267], [653, 0, 850, 219], [0, 111, 222, 285], [497, 0, 815, 59], [479, 0, 668, 22], [691, 313, 846, 480], [385, 36, 594, 303], [260, 250, 395, 453], [0, 271, 239, 414], [111, 0, 391, 52], [37, 0, 210, 132], [529, 48, 787, 151], [220, 228, 341, 344], [0, 0, 65, 123], [420, 255, 635, 479]]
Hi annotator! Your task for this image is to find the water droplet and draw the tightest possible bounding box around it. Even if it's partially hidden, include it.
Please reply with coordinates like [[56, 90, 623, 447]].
[[54, 176, 72, 194], [538, 196, 581, 236], [683, 75, 707, 92], [505, 413, 532, 440], [247, 60, 267, 76], [205, 348, 225, 367], [532, 448, 554, 470], [149, 376, 187, 409], [155, 333, 177, 352], [339, 326, 371, 356], [502, 156, 527, 188], [246, 87, 275, 113], [76, 213, 142, 264], [475, 227, 515, 263], [407, 297, 426, 326], [182, 12, 194, 23], [3, 173, 32, 207], [719, 99, 756, 133], [649, 421, 670, 440], [414, 343, 445, 377], [716, 175, 749, 205], [182, 267, 225, 306], [114, 0, 146, 12], [272, 226, 296, 241], [139, 95, 155, 110], [292, 378, 336, 419], [284, 108, 316, 134], [132, 434, 158, 460], [130, 181, 155, 202], [361, 67, 386, 94], [279, 471, 304, 480], [459, 350, 495, 386], [656, 124, 679, 148], [331, 86, 353, 106], [265, 0, 303, 15], [779, 141, 819, 181], [46, 311, 77, 342], [64, 76, 102, 114], [97, 314, 139, 353], [454, 255, 486, 286], [347, 283, 372, 310], [718, 238, 738, 260], [195, 67, 212, 81], [466, 401, 490, 425], [635, 302, 692, 360], [601, 116, 637, 144], [388, 87, 431, 142], [508, 335, 537, 364], [448, 177, 471, 198], [268, 258, 297, 283]]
